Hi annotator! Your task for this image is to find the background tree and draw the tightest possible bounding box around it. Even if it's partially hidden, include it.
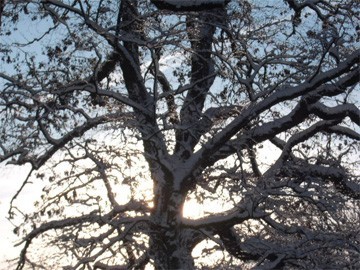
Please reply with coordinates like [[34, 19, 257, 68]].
[[0, 0, 359, 269]]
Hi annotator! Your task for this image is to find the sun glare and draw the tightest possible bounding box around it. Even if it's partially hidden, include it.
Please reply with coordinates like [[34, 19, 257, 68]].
[[183, 198, 204, 219]]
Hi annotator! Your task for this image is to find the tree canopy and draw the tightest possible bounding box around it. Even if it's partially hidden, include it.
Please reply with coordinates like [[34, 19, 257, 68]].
[[0, 0, 359, 269]]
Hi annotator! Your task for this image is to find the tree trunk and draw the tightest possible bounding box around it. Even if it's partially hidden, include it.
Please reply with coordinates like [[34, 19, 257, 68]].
[[150, 227, 195, 270], [150, 184, 194, 269]]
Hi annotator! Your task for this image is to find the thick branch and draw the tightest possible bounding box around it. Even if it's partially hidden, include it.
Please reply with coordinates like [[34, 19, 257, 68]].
[[310, 103, 360, 125], [175, 9, 221, 158], [151, 0, 230, 11], [217, 227, 260, 261], [182, 203, 266, 229], [183, 50, 359, 179]]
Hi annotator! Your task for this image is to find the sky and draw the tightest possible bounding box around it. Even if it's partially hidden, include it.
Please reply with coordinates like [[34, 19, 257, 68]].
[[1, 1, 359, 269], [0, 163, 33, 267], [0, 8, 58, 267]]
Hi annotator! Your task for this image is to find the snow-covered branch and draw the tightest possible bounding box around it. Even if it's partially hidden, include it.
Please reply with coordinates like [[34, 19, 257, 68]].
[[151, 0, 230, 11], [185, 50, 359, 179]]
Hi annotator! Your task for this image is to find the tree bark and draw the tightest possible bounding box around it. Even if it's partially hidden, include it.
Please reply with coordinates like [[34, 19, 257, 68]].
[[150, 188, 195, 269], [150, 227, 195, 270], [151, 0, 229, 11]]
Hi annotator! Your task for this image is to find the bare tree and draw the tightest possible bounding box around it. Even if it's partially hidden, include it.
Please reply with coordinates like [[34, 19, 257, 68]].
[[1, 0, 359, 269]]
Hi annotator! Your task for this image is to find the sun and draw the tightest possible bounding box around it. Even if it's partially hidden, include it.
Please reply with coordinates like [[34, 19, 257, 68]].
[[182, 198, 204, 219]]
